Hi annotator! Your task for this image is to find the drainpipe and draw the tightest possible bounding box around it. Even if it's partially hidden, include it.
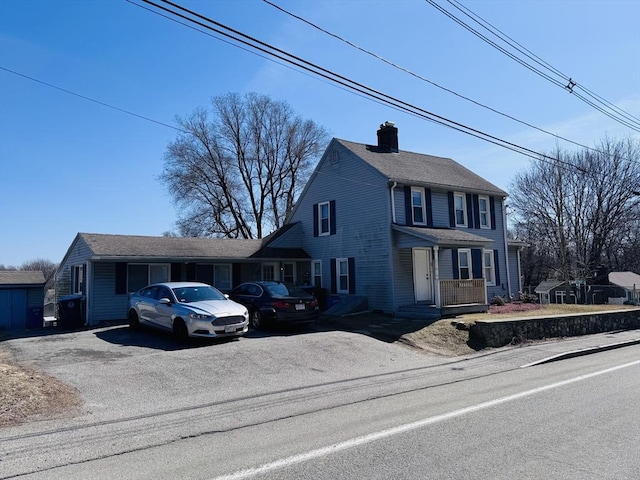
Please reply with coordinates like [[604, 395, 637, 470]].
[[502, 198, 512, 298], [433, 246, 441, 308], [390, 181, 397, 224]]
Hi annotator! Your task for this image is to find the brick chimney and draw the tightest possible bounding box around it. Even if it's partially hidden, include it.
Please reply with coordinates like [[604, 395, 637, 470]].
[[377, 121, 398, 152]]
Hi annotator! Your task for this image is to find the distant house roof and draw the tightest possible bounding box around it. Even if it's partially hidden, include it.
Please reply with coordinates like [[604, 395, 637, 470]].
[[609, 271, 640, 290], [336, 139, 507, 196], [534, 280, 566, 294], [76, 233, 309, 261], [393, 225, 493, 247], [0, 271, 46, 286]]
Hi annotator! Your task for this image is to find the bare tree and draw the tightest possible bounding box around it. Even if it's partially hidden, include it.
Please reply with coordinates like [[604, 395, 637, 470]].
[[19, 258, 58, 290], [510, 137, 640, 283], [161, 93, 329, 238]]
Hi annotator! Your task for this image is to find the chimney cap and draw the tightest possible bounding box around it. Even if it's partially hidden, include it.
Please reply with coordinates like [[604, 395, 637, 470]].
[[380, 121, 395, 128]]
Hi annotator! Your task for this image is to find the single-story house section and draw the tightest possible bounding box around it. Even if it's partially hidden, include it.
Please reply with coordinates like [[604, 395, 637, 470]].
[[608, 271, 640, 304], [0, 271, 46, 330], [56, 228, 311, 326], [534, 280, 575, 304]]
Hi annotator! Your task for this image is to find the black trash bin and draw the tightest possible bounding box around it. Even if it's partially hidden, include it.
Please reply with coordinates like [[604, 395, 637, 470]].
[[57, 295, 86, 328]]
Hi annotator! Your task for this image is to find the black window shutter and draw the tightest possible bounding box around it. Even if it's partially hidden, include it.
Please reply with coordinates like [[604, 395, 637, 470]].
[[452, 249, 459, 279], [473, 194, 481, 229], [330, 258, 336, 294], [171, 263, 182, 282], [186, 263, 197, 281], [494, 249, 501, 286], [348, 257, 356, 294], [115, 262, 127, 294], [313, 204, 319, 237], [330, 200, 336, 235], [471, 249, 483, 279], [425, 188, 433, 227], [232, 263, 241, 288], [466, 194, 474, 229], [490, 197, 497, 230], [404, 186, 413, 226], [448, 191, 455, 227]]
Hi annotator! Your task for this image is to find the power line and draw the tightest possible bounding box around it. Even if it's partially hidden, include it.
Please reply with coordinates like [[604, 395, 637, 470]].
[[426, 0, 640, 132], [0, 66, 188, 134], [262, 0, 638, 165], [129, 0, 588, 172]]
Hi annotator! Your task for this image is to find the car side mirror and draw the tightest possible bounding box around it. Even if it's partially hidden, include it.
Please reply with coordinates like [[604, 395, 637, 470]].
[[224, 293, 230, 299], [158, 297, 172, 305]]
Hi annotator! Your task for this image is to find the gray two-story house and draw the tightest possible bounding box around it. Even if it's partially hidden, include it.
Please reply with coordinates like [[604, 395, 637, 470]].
[[286, 122, 524, 317]]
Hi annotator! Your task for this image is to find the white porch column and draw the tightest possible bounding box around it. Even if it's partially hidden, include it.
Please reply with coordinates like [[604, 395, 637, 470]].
[[433, 246, 441, 308]]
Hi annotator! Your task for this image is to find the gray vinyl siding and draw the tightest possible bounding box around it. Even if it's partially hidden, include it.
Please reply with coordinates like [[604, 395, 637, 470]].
[[508, 246, 522, 296], [268, 223, 304, 248], [91, 262, 128, 322], [392, 248, 415, 307], [431, 191, 451, 227], [289, 141, 394, 312]]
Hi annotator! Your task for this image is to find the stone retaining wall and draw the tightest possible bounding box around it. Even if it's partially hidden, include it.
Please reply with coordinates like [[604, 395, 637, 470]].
[[469, 308, 640, 348]]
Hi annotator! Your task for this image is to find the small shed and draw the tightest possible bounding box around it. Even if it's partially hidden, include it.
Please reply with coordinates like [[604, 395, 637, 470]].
[[534, 280, 575, 304], [0, 271, 46, 330]]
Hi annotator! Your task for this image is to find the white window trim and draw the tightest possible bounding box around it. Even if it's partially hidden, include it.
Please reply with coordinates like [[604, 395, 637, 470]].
[[311, 260, 322, 287], [127, 263, 170, 293], [319, 201, 330, 236], [411, 187, 426, 225], [458, 249, 472, 280], [479, 195, 490, 229], [454, 192, 467, 227], [336, 258, 349, 294], [72, 264, 84, 294], [482, 249, 495, 286], [261, 262, 278, 281]]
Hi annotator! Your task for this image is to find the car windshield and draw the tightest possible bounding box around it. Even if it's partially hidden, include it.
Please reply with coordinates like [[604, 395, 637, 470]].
[[264, 283, 308, 298], [172, 286, 226, 303]]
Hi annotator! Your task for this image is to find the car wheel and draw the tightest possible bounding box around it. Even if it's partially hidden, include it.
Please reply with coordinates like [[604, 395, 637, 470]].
[[128, 310, 140, 331], [251, 310, 264, 330], [173, 319, 189, 343]]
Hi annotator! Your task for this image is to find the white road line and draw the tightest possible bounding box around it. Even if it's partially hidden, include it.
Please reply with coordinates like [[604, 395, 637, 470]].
[[210, 359, 640, 480]]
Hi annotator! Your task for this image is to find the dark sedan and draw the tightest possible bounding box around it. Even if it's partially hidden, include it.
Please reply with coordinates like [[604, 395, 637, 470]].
[[229, 281, 319, 329]]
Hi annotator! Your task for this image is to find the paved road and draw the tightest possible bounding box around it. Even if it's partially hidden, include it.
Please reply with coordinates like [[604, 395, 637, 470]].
[[1, 325, 639, 479]]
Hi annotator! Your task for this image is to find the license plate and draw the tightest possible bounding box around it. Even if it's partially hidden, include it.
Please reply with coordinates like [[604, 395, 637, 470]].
[[295, 304, 305, 311], [224, 325, 236, 333]]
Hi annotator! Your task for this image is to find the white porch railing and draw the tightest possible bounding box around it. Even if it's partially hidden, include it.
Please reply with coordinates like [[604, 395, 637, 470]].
[[440, 279, 486, 306]]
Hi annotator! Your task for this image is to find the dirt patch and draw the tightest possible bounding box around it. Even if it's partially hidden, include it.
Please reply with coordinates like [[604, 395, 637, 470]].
[[0, 350, 82, 428], [398, 319, 481, 356]]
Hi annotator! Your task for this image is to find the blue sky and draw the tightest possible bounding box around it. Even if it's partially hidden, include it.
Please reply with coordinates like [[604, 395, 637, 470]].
[[1, 0, 638, 267]]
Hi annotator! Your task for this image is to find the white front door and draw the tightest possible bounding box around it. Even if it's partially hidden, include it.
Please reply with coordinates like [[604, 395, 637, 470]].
[[413, 248, 434, 303]]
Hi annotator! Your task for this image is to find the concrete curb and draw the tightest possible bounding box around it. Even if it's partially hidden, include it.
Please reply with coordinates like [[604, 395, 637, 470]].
[[520, 338, 640, 368]]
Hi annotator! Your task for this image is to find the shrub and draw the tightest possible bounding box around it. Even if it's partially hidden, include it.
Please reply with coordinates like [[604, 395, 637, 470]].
[[490, 295, 506, 306], [519, 292, 539, 304]]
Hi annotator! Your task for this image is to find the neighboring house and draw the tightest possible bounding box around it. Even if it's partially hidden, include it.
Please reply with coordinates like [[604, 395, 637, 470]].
[[608, 272, 640, 304], [534, 280, 573, 304], [285, 122, 524, 317], [0, 271, 46, 330], [55, 229, 311, 326]]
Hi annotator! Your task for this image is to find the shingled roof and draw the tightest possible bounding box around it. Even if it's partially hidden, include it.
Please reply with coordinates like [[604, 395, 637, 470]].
[[392, 225, 493, 247], [336, 139, 507, 196], [0, 271, 46, 286], [77, 233, 308, 260]]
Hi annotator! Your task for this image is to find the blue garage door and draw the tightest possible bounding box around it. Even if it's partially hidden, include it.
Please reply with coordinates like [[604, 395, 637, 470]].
[[0, 289, 28, 329]]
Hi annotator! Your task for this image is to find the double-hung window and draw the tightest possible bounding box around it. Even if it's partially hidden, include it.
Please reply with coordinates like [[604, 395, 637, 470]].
[[337, 258, 349, 294], [411, 187, 425, 225], [262, 263, 277, 281], [127, 264, 170, 293], [454, 193, 467, 227], [311, 260, 322, 287], [319, 201, 330, 236], [72, 265, 84, 294], [479, 196, 490, 229], [483, 250, 495, 286], [458, 249, 471, 280]]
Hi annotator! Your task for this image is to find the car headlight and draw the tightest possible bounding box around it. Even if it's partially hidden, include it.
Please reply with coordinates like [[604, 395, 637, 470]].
[[188, 313, 212, 320]]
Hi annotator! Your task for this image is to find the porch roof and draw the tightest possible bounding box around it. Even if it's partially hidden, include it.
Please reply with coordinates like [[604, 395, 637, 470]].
[[392, 225, 493, 247]]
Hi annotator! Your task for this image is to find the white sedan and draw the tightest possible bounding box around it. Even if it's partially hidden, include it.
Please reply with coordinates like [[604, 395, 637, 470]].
[[128, 282, 249, 341]]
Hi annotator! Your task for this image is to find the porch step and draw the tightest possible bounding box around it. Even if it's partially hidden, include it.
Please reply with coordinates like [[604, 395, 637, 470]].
[[396, 304, 442, 320]]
